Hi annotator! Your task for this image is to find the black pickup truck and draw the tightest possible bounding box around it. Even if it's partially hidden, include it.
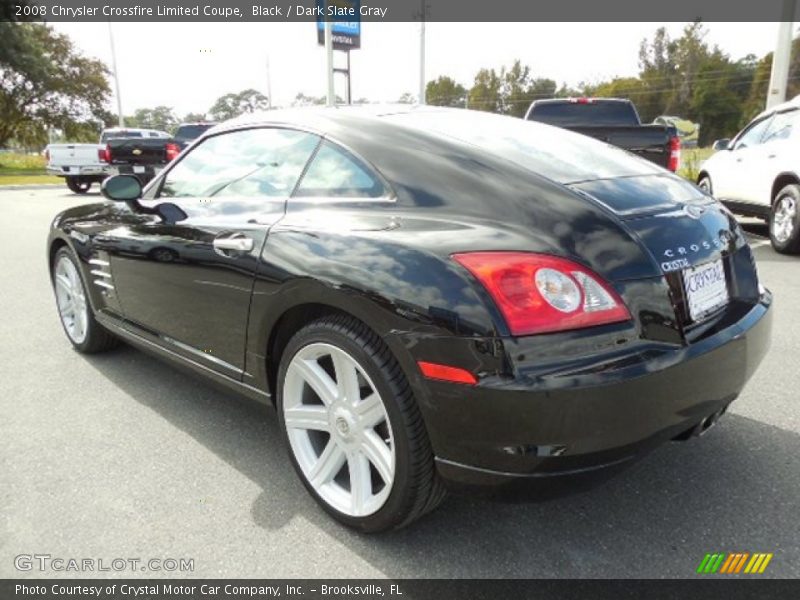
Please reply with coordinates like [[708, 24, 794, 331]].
[[104, 137, 178, 186], [103, 122, 217, 185], [524, 98, 681, 172]]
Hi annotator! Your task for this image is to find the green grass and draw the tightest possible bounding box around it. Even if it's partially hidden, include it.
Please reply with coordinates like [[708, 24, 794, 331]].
[[679, 147, 714, 182], [0, 152, 60, 185], [0, 174, 61, 185]]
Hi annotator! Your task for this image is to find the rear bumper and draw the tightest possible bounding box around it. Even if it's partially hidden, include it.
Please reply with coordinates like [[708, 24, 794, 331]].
[[418, 292, 772, 497], [114, 164, 164, 182], [47, 166, 111, 177]]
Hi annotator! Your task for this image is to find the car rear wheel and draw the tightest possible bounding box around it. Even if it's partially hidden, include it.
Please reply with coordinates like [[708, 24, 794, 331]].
[[770, 184, 800, 254], [52, 247, 119, 353], [276, 314, 445, 532], [66, 177, 92, 194]]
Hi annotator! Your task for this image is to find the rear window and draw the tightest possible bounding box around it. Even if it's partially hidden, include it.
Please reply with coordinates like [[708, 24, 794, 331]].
[[175, 124, 215, 141], [101, 131, 143, 143], [528, 101, 639, 127], [385, 110, 661, 184]]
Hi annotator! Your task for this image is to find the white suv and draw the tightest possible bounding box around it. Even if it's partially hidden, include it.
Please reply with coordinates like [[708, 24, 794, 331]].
[[698, 96, 800, 254]]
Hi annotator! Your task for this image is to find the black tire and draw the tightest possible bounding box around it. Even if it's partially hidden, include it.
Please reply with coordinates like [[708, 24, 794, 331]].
[[697, 174, 712, 195], [149, 247, 179, 263], [769, 184, 800, 254], [52, 247, 120, 354], [66, 177, 92, 194], [276, 314, 446, 532]]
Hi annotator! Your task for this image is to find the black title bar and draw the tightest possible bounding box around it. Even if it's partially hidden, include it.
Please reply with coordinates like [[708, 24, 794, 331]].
[[3, 0, 800, 22]]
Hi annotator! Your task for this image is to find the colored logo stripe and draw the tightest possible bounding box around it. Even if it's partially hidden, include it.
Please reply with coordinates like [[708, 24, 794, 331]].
[[698, 553, 773, 574]]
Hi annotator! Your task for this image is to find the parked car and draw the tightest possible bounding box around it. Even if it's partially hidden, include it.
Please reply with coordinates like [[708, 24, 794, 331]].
[[654, 115, 700, 148], [173, 122, 217, 151], [698, 96, 800, 254], [46, 128, 170, 194], [47, 106, 771, 531], [525, 98, 681, 172]]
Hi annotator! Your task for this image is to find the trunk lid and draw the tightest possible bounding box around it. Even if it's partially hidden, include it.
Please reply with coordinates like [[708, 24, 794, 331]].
[[108, 138, 169, 166], [568, 174, 747, 274]]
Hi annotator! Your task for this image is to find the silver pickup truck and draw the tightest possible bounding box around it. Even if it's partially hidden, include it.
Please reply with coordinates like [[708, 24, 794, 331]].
[[45, 127, 169, 194]]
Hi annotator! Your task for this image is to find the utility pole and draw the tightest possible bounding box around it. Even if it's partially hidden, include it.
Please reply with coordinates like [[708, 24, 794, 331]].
[[266, 55, 273, 109], [325, 20, 335, 107], [767, 1, 797, 109], [419, 0, 426, 104], [107, 23, 124, 127]]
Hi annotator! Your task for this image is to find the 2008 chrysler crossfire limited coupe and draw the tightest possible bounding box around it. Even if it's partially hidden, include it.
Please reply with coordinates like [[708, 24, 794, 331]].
[[48, 106, 772, 531]]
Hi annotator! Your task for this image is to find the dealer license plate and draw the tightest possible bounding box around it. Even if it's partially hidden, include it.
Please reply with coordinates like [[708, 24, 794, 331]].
[[683, 258, 729, 322], [133, 165, 146, 174]]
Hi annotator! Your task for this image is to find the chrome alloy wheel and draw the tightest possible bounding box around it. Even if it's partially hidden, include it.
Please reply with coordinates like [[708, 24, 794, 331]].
[[282, 343, 395, 517], [54, 255, 88, 344], [772, 195, 797, 244]]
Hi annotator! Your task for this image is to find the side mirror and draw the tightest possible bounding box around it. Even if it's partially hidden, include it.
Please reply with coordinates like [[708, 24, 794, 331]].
[[712, 138, 731, 151], [101, 175, 142, 202]]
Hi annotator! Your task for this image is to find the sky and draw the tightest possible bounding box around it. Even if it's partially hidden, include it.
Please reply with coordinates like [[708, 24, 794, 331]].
[[50, 22, 782, 118]]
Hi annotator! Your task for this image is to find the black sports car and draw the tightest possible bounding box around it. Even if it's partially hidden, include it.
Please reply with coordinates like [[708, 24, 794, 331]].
[[48, 106, 772, 532]]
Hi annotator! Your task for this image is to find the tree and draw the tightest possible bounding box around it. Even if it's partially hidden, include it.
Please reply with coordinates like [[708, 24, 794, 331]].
[[127, 106, 178, 132], [291, 92, 343, 106], [0, 23, 110, 148], [468, 68, 502, 113], [209, 89, 269, 121], [397, 92, 416, 104], [426, 76, 467, 107], [183, 112, 208, 123]]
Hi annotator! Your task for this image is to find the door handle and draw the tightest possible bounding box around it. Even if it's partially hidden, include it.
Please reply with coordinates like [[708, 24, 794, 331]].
[[213, 234, 254, 253]]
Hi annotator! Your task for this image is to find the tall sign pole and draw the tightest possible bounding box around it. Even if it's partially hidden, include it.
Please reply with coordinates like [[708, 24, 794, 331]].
[[317, 0, 361, 107], [767, 0, 797, 109], [325, 20, 334, 106], [266, 54, 273, 109], [419, 0, 426, 104], [107, 23, 124, 127]]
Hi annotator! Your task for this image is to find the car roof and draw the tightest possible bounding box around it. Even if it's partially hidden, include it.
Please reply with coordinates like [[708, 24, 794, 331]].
[[531, 97, 632, 105]]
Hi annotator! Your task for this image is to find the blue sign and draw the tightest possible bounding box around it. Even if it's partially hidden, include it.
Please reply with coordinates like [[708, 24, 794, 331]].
[[316, 0, 361, 50]]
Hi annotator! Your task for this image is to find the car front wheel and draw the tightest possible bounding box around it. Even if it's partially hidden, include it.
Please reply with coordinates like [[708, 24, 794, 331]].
[[697, 175, 712, 195], [770, 184, 800, 254], [276, 314, 445, 532], [52, 247, 119, 353]]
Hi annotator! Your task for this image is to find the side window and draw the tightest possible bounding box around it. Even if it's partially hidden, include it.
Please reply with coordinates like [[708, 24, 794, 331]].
[[734, 117, 773, 150], [762, 110, 797, 144], [294, 140, 386, 198], [158, 128, 320, 199]]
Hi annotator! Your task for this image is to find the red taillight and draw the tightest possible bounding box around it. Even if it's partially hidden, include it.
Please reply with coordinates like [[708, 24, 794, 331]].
[[452, 252, 631, 336], [98, 145, 110, 163], [569, 97, 593, 104], [417, 361, 478, 385], [668, 135, 681, 172], [44, 148, 50, 162], [165, 142, 181, 162]]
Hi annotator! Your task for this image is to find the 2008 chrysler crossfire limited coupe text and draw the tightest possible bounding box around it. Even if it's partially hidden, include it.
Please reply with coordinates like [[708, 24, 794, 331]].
[[48, 106, 772, 531]]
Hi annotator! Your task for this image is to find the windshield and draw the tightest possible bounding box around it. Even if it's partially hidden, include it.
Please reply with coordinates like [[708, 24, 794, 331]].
[[384, 109, 661, 184], [528, 101, 639, 127]]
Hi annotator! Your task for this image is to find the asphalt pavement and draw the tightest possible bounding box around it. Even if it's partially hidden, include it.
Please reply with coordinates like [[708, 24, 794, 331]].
[[1, 186, 798, 578]]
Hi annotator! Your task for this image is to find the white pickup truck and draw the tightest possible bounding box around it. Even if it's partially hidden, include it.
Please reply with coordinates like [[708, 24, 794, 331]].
[[45, 127, 170, 194]]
